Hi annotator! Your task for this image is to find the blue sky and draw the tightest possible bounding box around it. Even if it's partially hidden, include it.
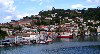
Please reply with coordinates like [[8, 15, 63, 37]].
[[0, 0, 100, 23]]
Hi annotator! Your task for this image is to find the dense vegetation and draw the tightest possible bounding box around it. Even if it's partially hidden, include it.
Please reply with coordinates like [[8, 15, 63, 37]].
[[0, 29, 8, 40], [39, 7, 100, 21], [0, 26, 22, 39], [22, 7, 100, 25], [83, 7, 100, 21]]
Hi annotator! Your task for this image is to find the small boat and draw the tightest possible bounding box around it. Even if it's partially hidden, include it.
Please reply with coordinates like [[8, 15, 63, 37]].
[[39, 41, 46, 44], [57, 32, 73, 38], [0, 45, 4, 48], [57, 35, 73, 38], [37, 41, 48, 44]]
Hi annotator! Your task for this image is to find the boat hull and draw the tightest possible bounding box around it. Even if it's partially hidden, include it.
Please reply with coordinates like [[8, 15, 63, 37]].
[[57, 36, 73, 38]]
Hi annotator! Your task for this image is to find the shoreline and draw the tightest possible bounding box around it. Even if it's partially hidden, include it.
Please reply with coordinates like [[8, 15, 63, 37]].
[[0, 41, 100, 48]]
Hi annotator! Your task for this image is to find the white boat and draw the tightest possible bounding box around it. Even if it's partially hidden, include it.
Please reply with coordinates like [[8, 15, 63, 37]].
[[57, 32, 73, 38]]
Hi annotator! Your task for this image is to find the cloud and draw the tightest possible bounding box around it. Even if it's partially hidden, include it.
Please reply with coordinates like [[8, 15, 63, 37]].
[[0, 0, 15, 12], [0, 0, 31, 23], [0, 0, 16, 23], [16, 13, 30, 19], [2, 16, 12, 23], [71, 4, 86, 9], [86, 0, 100, 4], [4, 16, 12, 20], [0, 1, 15, 16], [30, 0, 54, 6], [5, 6, 16, 13]]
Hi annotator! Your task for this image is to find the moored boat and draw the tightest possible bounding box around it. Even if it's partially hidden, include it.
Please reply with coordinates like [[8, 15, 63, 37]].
[[57, 32, 73, 38]]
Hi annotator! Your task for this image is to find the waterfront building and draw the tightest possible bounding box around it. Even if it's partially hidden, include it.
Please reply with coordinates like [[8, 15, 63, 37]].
[[2, 36, 23, 44]]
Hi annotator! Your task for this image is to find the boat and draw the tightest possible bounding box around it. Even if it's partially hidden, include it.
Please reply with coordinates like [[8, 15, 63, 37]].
[[39, 41, 46, 44], [36, 41, 49, 44], [0, 45, 4, 48], [57, 32, 73, 38]]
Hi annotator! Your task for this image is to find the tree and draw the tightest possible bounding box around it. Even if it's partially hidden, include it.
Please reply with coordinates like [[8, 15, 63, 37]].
[[83, 7, 100, 21], [0, 29, 8, 40]]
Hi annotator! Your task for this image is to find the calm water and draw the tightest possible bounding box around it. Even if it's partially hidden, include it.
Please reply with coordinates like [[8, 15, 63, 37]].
[[0, 39, 100, 54]]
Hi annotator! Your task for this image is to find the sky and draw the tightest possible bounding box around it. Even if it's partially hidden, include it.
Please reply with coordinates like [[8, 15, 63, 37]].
[[0, 0, 100, 23]]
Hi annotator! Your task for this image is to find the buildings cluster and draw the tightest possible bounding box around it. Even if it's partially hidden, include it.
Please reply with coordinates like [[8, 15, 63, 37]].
[[0, 7, 100, 47]]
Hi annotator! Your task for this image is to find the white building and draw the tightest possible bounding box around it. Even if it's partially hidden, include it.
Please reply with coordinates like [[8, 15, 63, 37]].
[[4, 36, 23, 44]]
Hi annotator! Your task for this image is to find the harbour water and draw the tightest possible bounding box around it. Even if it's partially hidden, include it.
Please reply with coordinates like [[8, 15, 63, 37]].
[[0, 39, 100, 54]]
